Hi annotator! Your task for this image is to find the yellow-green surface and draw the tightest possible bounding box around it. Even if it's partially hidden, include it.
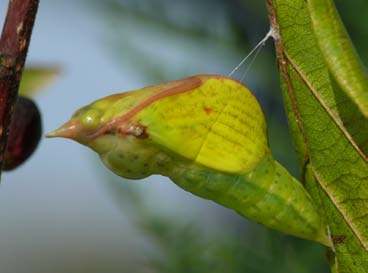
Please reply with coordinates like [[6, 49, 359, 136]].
[[136, 77, 268, 173]]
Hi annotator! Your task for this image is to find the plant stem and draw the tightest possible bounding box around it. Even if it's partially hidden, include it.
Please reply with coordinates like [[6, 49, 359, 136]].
[[0, 0, 39, 176]]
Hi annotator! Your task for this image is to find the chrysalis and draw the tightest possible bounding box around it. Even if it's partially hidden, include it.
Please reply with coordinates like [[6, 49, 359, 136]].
[[48, 75, 331, 246]]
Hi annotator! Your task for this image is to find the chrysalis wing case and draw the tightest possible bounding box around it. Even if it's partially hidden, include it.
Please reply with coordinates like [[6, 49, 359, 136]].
[[48, 74, 331, 246]]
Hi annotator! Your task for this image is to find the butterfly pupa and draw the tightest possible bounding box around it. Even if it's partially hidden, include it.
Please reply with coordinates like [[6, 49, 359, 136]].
[[48, 75, 331, 247]]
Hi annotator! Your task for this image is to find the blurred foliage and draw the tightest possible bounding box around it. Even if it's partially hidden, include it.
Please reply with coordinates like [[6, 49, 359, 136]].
[[86, 0, 367, 272], [19, 66, 60, 97], [334, 0, 368, 64], [104, 174, 328, 273]]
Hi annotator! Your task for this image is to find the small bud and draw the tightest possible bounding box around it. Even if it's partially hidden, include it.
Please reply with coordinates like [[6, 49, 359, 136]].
[[4, 96, 42, 171]]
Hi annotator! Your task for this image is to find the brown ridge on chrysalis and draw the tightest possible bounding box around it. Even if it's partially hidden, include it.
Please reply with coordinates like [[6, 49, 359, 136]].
[[88, 75, 206, 138]]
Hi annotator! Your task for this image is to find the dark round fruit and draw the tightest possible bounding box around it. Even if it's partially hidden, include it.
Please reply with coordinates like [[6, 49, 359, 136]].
[[3, 96, 42, 171]]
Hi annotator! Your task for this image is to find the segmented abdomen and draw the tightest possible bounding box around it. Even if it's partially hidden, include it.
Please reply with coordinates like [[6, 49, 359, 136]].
[[169, 153, 328, 245]]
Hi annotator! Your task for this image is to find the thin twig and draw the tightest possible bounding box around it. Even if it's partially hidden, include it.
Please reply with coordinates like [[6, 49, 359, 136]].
[[0, 0, 39, 176]]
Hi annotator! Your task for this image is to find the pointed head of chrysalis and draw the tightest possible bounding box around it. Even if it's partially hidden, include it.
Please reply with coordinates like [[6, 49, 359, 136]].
[[47, 75, 269, 178]]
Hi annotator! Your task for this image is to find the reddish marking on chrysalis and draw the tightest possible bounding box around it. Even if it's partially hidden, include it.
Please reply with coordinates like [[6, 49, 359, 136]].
[[204, 107, 212, 115], [127, 76, 202, 120]]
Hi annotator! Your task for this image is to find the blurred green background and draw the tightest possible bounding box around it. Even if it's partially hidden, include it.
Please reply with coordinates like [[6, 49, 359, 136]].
[[0, 0, 367, 272]]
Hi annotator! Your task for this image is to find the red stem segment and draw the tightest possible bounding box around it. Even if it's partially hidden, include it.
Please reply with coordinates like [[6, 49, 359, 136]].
[[0, 0, 39, 175]]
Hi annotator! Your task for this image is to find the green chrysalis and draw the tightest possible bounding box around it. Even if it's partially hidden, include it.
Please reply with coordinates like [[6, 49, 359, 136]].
[[48, 75, 331, 246]]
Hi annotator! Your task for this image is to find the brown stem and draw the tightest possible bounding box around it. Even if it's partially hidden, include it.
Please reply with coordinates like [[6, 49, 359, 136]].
[[265, 0, 306, 145], [0, 0, 39, 176], [265, 0, 311, 179]]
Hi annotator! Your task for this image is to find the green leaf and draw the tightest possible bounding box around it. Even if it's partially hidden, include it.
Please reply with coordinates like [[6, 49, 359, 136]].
[[267, 0, 368, 272], [19, 66, 60, 97]]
